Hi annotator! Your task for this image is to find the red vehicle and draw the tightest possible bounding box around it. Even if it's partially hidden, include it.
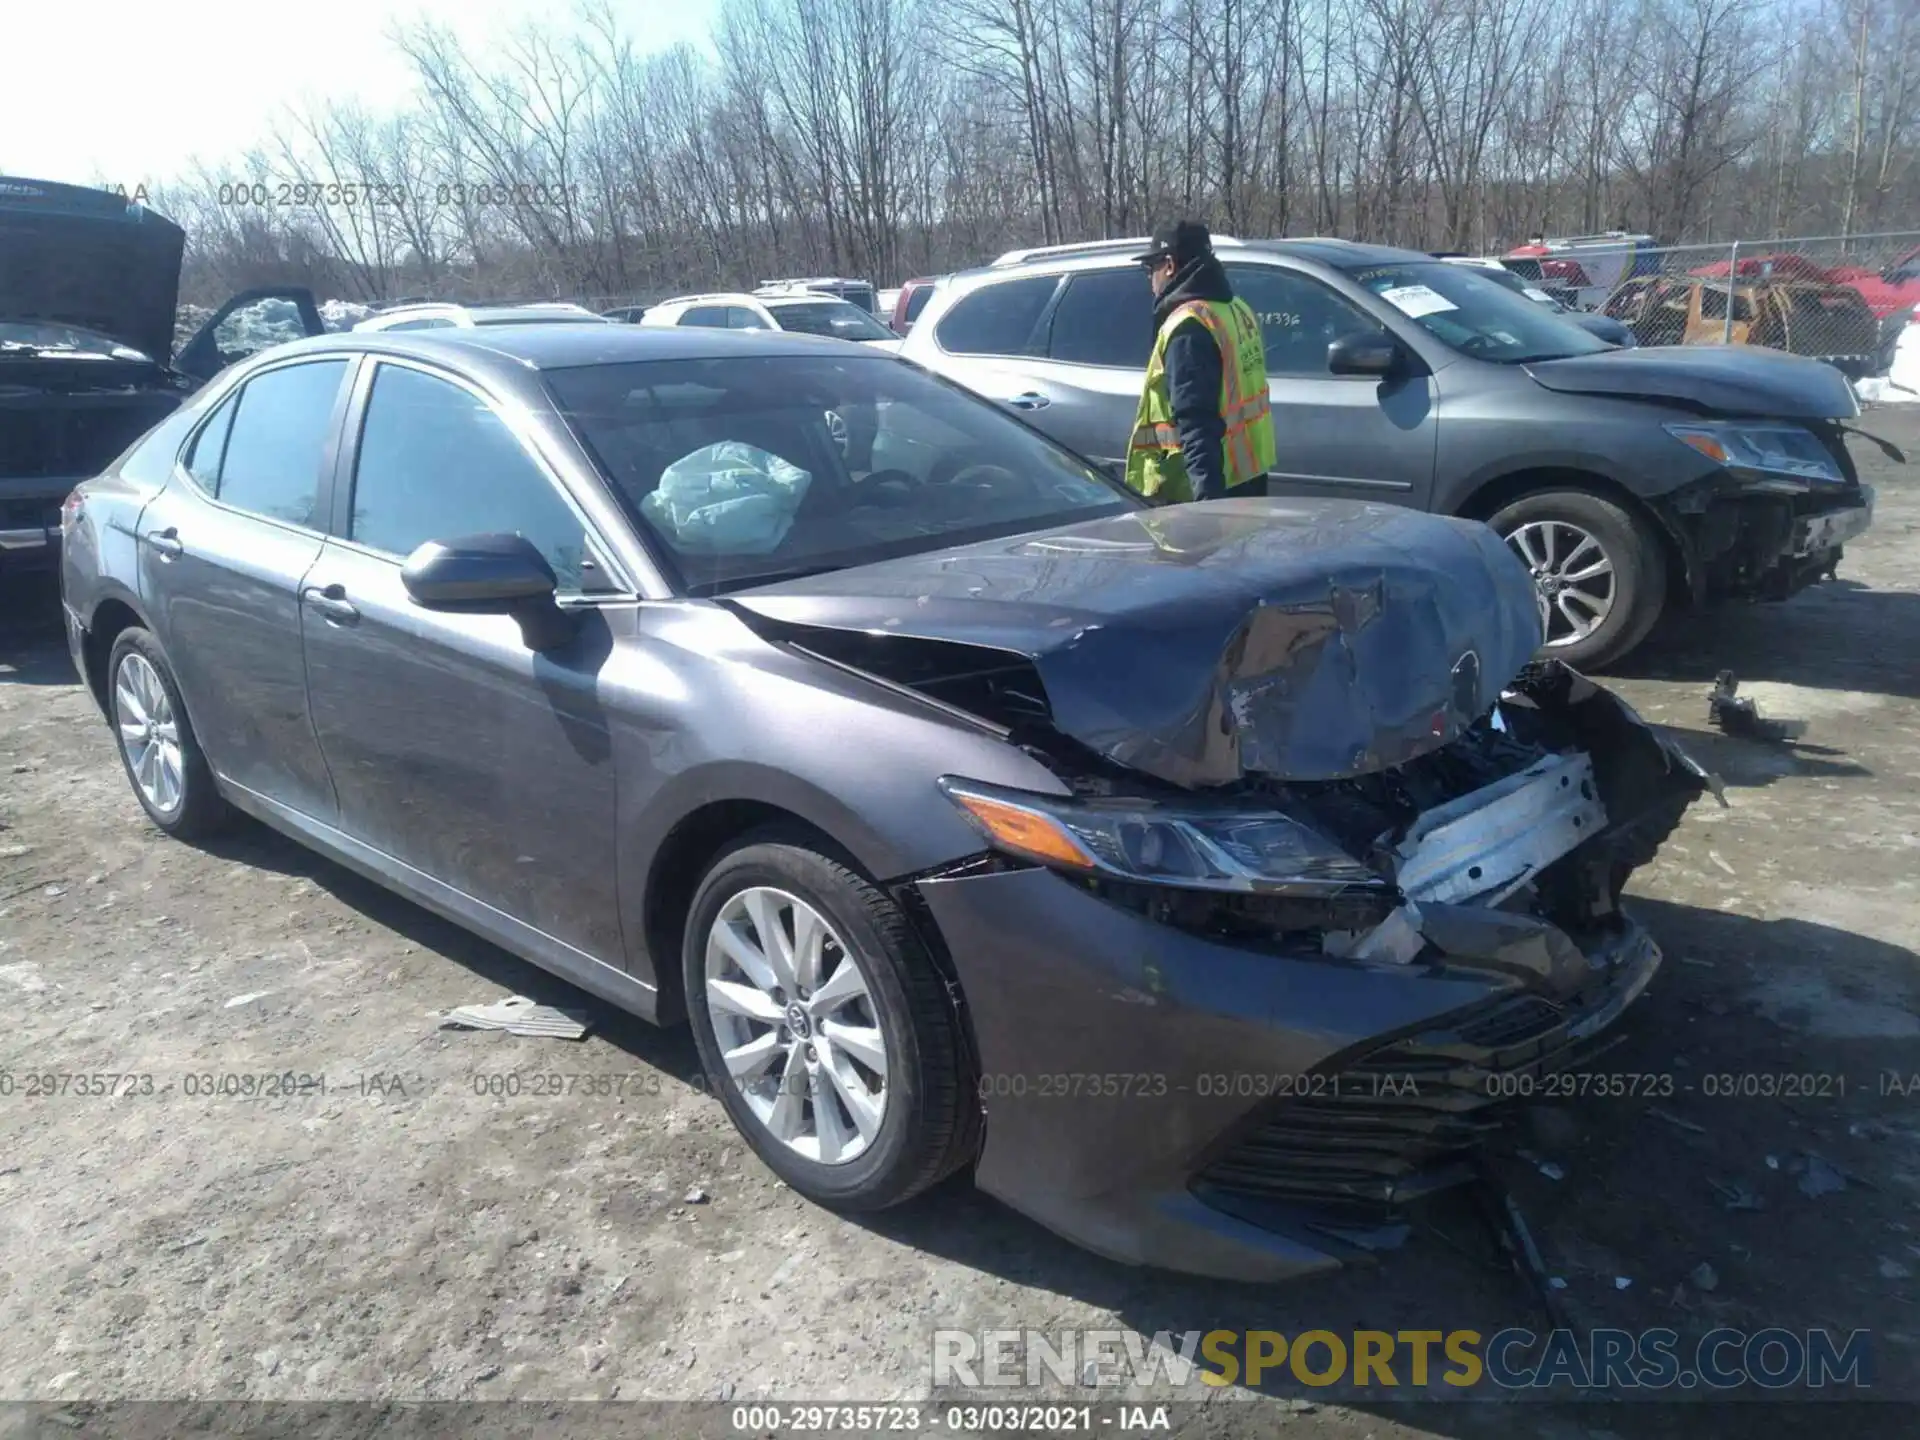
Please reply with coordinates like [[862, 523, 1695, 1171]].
[[1688, 253, 1836, 286], [889, 276, 942, 335], [1827, 244, 1920, 319]]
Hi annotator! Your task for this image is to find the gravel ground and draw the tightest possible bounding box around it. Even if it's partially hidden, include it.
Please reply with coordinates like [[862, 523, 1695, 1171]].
[[2, 413, 1918, 1439]]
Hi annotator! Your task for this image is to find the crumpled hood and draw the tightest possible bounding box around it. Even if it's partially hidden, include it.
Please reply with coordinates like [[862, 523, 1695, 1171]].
[[1523, 344, 1859, 419], [0, 176, 185, 365], [732, 498, 1545, 787]]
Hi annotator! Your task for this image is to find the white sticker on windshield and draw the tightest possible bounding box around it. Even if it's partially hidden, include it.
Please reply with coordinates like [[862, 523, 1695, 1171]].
[[1523, 287, 1555, 303], [1378, 284, 1457, 318]]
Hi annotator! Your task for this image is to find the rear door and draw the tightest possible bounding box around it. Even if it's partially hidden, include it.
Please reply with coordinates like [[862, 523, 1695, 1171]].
[[1015, 266, 1156, 467], [1224, 262, 1440, 509], [136, 356, 353, 821], [916, 272, 1066, 433]]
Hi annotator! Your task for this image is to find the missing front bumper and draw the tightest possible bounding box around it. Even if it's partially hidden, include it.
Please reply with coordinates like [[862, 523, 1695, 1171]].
[[1193, 916, 1662, 1226]]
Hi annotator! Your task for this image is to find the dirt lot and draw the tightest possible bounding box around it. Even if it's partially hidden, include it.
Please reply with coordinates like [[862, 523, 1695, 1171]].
[[3, 414, 1918, 1438]]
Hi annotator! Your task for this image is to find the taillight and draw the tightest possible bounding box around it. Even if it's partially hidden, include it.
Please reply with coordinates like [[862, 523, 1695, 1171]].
[[60, 490, 85, 533]]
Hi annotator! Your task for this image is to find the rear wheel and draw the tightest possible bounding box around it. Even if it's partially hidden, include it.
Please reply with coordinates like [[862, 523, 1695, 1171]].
[[1489, 489, 1666, 671], [682, 830, 977, 1210], [107, 627, 231, 838]]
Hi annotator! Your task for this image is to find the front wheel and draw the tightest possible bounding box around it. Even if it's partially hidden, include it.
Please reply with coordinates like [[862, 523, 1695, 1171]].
[[1489, 489, 1666, 671], [682, 830, 977, 1210]]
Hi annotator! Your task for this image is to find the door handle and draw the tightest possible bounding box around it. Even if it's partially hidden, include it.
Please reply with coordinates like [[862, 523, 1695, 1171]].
[[301, 583, 360, 625], [145, 527, 183, 559], [1002, 391, 1050, 410]]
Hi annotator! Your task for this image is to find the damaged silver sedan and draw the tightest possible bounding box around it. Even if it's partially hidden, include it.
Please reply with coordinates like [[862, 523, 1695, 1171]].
[[61, 326, 1710, 1280]]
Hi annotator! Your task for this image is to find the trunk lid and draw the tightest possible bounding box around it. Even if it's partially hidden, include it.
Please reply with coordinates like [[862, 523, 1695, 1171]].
[[731, 498, 1544, 788]]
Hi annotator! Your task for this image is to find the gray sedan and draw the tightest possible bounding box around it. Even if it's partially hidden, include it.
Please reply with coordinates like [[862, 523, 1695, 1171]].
[[60, 324, 1708, 1280]]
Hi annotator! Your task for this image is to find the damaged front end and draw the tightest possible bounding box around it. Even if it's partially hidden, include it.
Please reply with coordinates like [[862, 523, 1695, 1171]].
[[732, 502, 1713, 1262]]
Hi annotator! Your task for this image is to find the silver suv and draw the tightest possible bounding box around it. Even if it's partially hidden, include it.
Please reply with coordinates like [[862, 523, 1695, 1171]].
[[899, 236, 1874, 669]]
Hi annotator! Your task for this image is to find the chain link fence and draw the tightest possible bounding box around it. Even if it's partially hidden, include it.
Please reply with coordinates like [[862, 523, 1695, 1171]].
[[1499, 230, 1920, 378]]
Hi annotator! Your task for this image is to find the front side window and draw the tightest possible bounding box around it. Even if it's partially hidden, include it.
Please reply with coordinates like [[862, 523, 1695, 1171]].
[[546, 352, 1131, 595], [349, 363, 589, 589], [1045, 268, 1154, 367], [1226, 265, 1383, 375], [933, 275, 1059, 356], [211, 360, 349, 527], [1342, 261, 1611, 362]]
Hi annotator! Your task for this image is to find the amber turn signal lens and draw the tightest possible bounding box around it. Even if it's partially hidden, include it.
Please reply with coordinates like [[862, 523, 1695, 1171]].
[[949, 792, 1096, 871], [1674, 432, 1729, 464]]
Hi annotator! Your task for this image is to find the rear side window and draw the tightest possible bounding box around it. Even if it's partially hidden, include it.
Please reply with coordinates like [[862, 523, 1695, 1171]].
[[934, 275, 1058, 356], [679, 306, 730, 328], [903, 286, 935, 323], [349, 363, 590, 589], [184, 394, 238, 490], [211, 360, 348, 527], [1045, 269, 1153, 367]]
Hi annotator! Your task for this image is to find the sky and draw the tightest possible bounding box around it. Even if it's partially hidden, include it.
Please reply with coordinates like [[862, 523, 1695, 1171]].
[[6, 0, 721, 189]]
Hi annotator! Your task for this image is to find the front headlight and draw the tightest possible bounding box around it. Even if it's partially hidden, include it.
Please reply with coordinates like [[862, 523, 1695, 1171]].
[[937, 777, 1386, 896], [1665, 421, 1843, 487]]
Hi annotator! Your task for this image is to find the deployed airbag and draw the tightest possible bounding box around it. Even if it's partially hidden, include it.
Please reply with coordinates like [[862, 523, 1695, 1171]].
[[641, 441, 812, 555]]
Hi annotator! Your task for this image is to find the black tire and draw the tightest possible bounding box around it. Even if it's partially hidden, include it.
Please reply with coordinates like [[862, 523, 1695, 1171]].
[[105, 627, 232, 839], [682, 829, 977, 1210], [1488, 489, 1666, 671]]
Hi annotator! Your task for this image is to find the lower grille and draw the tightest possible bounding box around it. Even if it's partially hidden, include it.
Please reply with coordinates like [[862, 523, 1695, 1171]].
[[1193, 987, 1592, 1223]]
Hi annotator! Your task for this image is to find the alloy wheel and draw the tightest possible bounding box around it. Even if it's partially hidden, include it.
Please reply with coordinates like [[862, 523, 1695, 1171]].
[[1506, 519, 1616, 647], [113, 652, 184, 814], [702, 886, 889, 1165]]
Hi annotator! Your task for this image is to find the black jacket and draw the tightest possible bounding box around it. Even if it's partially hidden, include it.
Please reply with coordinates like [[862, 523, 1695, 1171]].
[[1152, 254, 1237, 501]]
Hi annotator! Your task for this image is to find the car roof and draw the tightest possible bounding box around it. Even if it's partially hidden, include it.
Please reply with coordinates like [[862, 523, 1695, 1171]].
[[949, 236, 1430, 288], [651, 292, 766, 309], [357, 301, 606, 328], [269, 323, 867, 374]]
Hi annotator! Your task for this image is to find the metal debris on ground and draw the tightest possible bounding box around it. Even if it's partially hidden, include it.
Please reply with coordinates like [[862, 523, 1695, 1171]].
[[1518, 1149, 1565, 1181], [439, 995, 592, 1040], [1709, 1178, 1765, 1211], [1476, 1168, 1570, 1328], [1649, 1106, 1707, 1135], [1708, 670, 1805, 741], [1796, 1153, 1848, 1197]]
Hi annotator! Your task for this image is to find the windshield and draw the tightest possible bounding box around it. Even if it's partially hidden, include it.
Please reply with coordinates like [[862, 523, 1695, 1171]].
[[1347, 261, 1608, 362], [0, 320, 152, 361], [545, 353, 1134, 595], [767, 301, 895, 342]]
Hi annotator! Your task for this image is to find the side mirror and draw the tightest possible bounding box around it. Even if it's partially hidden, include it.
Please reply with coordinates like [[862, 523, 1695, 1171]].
[[1327, 331, 1404, 377], [401, 533, 576, 651]]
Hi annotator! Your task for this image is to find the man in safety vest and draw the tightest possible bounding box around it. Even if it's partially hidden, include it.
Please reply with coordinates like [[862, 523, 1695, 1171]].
[[1125, 220, 1276, 504]]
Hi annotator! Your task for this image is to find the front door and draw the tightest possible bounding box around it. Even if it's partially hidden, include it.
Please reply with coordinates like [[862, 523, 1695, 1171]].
[[1225, 263, 1440, 510], [174, 288, 327, 383], [136, 356, 353, 821], [297, 357, 624, 963]]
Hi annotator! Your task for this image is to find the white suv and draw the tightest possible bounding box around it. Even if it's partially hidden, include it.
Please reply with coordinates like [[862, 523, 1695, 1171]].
[[639, 292, 901, 350], [353, 302, 611, 333]]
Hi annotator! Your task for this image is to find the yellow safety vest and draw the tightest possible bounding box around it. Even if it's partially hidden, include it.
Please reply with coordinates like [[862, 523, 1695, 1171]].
[[1124, 297, 1276, 502]]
